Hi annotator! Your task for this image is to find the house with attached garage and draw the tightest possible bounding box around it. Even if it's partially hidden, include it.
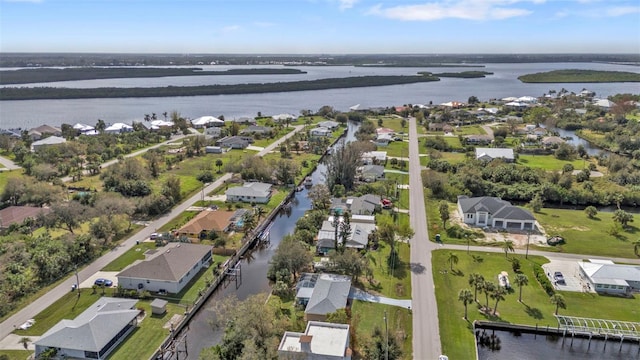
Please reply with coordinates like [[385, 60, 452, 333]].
[[225, 182, 273, 203], [216, 135, 252, 149], [475, 147, 514, 162], [35, 297, 139, 360], [116, 243, 212, 294], [295, 273, 352, 321], [457, 195, 536, 231]]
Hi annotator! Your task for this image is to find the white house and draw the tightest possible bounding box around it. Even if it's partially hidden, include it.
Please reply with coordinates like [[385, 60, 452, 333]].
[[192, 116, 225, 128], [457, 196, 536, 231], [361, 151, 387, 165], [117, 243, 212, 294], [475, 148, 514, 162], [316, 215, 376, 254], [579, 261, 640, 295], [318, 120, 340, 130], [310, 127, 332, 137], [104, 123, 133, 134], [272, 113, 297, 123], [278, 321, 352, 360], [225, 182, 273, 203], [205, 127, 223, 138], [35, 297, 139, 360]]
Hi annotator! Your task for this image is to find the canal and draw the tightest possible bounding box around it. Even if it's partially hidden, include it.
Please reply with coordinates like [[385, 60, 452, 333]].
[[180, 121, 360, 359]]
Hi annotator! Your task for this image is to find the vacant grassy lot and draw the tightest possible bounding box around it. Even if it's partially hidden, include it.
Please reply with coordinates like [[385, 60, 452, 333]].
[[517, 154, 590, 171], [533, 207, 639, 258], [252, 127, 294, 148], [0, 170, 22, 193], [373, 116, 408, 133], [442, 136, 463, 150], [351, 300, 413, 359], [384, 141, 409, 158], [157, 211, 198, 233], [363, 241, 412, 299], [433, 250, 640, 359], [102, 242, 158, 271]]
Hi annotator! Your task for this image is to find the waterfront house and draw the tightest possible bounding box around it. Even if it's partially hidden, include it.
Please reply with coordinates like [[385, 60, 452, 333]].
[[541, 136, 565, 148], [331, 194, 381, 215], [227, 117, 257, 125], [272, 113, 297, 123], [225, 182, 273, 203], [316, 215, 376, 253], [278, 321, 352, 360], [361, 151, 387, 165], [373, 133, 393, 146], [475, 148, 514, 162], [28, 124, 62, 140], [295, 273, 352, 321], [192, 116, 224, 128], [31, 136, 67, 152], [117, 243, 213, 294], [579, 260, 640, 295], [35, 297, 139, 360], [175, 209, 235, 239], [104, 123, 133, 134], [358, 164, 385, 182], [317, 120, 340, 130], [457, 195, 536, 231], [310, 127, 332, 137]]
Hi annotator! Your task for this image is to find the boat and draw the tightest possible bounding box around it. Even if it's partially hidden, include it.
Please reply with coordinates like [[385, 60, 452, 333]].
[[304, 176, 313, 187]]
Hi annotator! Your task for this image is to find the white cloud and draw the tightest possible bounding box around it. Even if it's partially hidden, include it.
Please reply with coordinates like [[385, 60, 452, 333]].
[[338, 0, 358, 10], [367, 1, 535, 21], [220, 25, 240, 33], [606, 6, 640, 17]]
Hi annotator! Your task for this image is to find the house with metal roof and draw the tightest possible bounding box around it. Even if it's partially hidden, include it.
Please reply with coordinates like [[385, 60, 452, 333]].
[[475, 147, 514, 162], [104, 123, 133, 134], [278, 321, 352, 360], [225, 182, 273, 203], [457, 195, 536, 231], [117, 243, 212, 294], [579, 261, 640, 295], [31, 136, 67, 152], [318, 120, 340, 130], [295, 273, 352, 321], [316, 215, 376, 254], [310, 127, 333, 137], [35, 297, 139, 360], [361, 151, 387, 165], [216, 135, 252, 149]]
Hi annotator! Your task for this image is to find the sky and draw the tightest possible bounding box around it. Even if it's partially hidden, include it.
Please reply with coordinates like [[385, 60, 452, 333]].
[[1, 0, 639, 54]]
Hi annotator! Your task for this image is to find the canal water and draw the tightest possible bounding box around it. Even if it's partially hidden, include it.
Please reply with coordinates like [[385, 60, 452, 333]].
[[477, 329, 640, 360], [180, 121, 359, 359]]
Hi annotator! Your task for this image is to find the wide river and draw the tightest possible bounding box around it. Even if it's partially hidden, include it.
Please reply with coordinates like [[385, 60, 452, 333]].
[[1, 62, 639, 129]]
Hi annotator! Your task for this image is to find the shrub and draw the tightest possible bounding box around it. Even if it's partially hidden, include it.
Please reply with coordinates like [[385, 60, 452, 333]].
[[533, 263, 555, 296]]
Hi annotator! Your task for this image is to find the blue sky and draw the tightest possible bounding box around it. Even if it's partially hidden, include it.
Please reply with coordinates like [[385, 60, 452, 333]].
[[1, 0, 639, 53]]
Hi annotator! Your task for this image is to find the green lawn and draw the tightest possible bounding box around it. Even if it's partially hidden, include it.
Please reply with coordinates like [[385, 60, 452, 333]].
[[156, 211, 198, 233], [252, 127, 294, 148], [439, 152, 467, 164], [0, 170, 22, 193], [534, 207, 639, 258], [363, 241, 411, 299], [373, 116, 409, 133], [102, 242, 158, 271], [442, 137, 463, 150], [433, 250, 640, 360], [350, 301, 413, 359], [384, 141, 409, 158], [0, 350, 32, 359], [517, 154, 590, 171], [452, 125, 486, 136]]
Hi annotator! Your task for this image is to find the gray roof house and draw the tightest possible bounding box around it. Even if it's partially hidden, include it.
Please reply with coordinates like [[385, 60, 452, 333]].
[[579, 261, 640, 295], [117, 243, 213, 294], [240, 125, 272, 135], [359, 164, 385, 182], [278, 321, 352, 360], [475, 148, 514, 162], [331, 194, 381, 215], [35, 297, 139, 360], [296, 273, 352, 321], [318, 120, 340, 130], [457, 196, 536, 231], [216, 135, 252, 149], [310, 127, 333, 137], [225, 182, 273, 203], [227, 117, 257, 125], [31, 136, 67, 152], [316, 215, 376, 254]]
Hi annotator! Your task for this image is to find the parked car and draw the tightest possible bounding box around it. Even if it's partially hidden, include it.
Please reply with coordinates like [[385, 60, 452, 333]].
[[94, 278, 113, 287], [553, 272, 565, 285]]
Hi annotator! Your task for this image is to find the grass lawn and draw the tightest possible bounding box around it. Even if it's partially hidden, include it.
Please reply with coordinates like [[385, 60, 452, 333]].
[[534, 207, 639, 258], [452, 125, 486, 136], [252, 127, 294, 148], [350, 300, 413, 359], [372, 116, 409, 133], [437, 152, 467, 164], [102, 242, 158, 271], [0, 350, 32, 359], [13, 291, 104, 336], [442, 137, 463, 150], [517, 154, 590, 171], [424, 196, 484, 246], [363, 241, 411, 299], [433, 250, 640, 360], [0, 170, 22, 193], [156, 211, 198, 233], [384, 141, 409, 158]]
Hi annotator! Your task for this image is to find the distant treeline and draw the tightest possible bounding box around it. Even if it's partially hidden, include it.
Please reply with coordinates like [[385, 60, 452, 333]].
[[355, 64, 484, 68], [0, 67, 306, 85], [0, 75, 441, 100], [518, 69, 640, 83], [419, 71, 494, 78]]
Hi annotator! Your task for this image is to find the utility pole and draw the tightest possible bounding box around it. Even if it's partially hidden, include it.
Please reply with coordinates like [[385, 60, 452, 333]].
[[466, 234, 469, 254], [75, 266, 80, 297], [384, 310, 388, 360], [526, 231, 531, 259]]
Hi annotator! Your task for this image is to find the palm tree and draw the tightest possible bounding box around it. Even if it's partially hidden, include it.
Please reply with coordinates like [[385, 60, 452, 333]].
[[514, 274, 529, 302], [491, 287, 506, 315], [215, 159, 223, 173], [447, 252, 459, 271], [483, 282, 496, 309], [502, 240, 515, 258], [458, 289, 474, 321], [468, 273, 485, 303], [550, 294, 566, 315], [20, 337, 30, 350], [254, 206, 266, 221]]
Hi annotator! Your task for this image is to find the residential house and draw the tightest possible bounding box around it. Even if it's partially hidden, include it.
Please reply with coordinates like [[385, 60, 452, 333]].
[[31, 136, 67, 152], [457, 195, 536, 231], [373, 133, 394, 147], [579, 260, 640, 295], [0, 206, 50, 231], [593, 99, 615, 110], [216, 136, 252, 149], [318, 120, 340, 130], [34, 297, 139, 360], [532, 127, 548, 136], [541, 136, 565, 147], [205, 146, 224, 154], [475, 148, 515, 162], [149, 120, 174, 130], [463, 134, 493, 145], [331, 194, 381, 215], [503, 101, 528, 110], [225, 182, 273, 203], [204, 127, 223, 138], [358, 164, 385, 182], [428, 123, 453, 133], [175, 210, 235, 239], [316, 215, 376, 253], [192, 116, 225, 128], [117, 243, 213, 294], [375, 128, 395, 137], [580, 90, 596, 98], [310, 127, 332, 137], [440, 101, 464, 108], [73, 123, 95, 134], [278, 321, 352, 360], [227, 117, 257, 125], [272, 113, 297, 123], [517, 96, 538, 104], [28, 124, 62, 140], [104, 123, 133, 134], [361, 151, 387, 165], [241, 125, 272, 136], [0, 128, 21, 138], [295, 273, 352, 321]]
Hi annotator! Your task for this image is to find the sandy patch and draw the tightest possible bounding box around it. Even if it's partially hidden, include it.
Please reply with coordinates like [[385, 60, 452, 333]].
[[163, 314, 184, 329]]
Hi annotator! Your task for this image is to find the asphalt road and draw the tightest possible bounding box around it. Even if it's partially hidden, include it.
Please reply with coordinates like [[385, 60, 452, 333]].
[[0, 124, 304, 342], [408, 116, 442, 359]]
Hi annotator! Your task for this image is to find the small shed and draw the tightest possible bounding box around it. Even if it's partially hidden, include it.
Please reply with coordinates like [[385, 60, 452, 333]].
[[150, 298, 168, 315]]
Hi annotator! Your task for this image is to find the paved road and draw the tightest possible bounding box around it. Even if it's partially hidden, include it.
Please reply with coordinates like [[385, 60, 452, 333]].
[[408, 116, 442, 359], [0, 155, 20, 171], [0, 125, 306, 342]]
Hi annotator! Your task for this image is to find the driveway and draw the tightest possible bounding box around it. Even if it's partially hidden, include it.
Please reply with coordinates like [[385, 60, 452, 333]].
[[542, 259, 591, 293], [349, 288, 412, 309], [0, 155, 21, 171]]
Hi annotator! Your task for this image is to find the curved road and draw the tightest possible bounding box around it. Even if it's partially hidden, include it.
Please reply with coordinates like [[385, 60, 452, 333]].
[[0, 124, 304, 342], [409, 116, 442, 358]]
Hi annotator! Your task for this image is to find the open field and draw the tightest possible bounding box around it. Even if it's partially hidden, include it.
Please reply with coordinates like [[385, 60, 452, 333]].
[[384, 141, 409, 158], [363, 241, 412, 299], [517, 154, 591, 171], [373, 116, 409, 133], [351, 300, 413, 359], [433, 250, 640, 359]]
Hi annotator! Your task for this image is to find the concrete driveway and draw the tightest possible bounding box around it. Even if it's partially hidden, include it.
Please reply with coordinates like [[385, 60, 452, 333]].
[[79, 271, 120, 289], [349, 288, 412, 309], [542, 260, 591, 292]]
